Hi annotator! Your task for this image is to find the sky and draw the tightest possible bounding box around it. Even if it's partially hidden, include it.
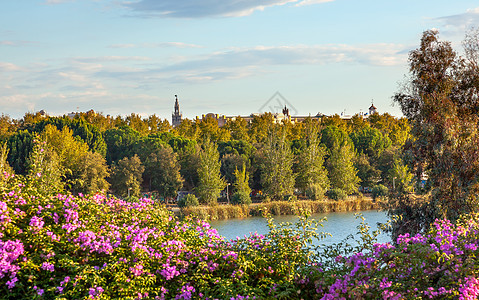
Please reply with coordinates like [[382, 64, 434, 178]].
[[1, 1, 479, 121]]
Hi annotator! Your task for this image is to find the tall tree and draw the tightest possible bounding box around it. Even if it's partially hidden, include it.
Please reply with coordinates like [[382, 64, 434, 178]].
[[262, 129, 295, 200], [110, 155, 144, 198], [196, 139, 226, 205], [392, 29, 479, 236], [74, 152, 110, 194], [326, 142, 360, 195], [296, 127, 329, 199], [233, 162, 251, 196], [144, 146, 183, 199]]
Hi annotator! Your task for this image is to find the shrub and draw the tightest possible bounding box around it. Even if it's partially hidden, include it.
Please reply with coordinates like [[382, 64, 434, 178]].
[[305, 183, 326, 200], [326, 188, 348, 200], [372, 184, 389, 200], [177, 193, 199, 208], [230, 191, 252, 205], [283, 194, 297, 202]]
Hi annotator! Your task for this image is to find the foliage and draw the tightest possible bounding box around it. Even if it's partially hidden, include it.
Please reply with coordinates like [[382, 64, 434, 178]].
[[26, 137, 64, 196], [196, 139, 225, 205], [231, 191, 252, 205], [0, 142, 13, 177], [350, 126, 392, 158], [388, 157, 414, 194], [261, 130, 295, 200], [372, 184, 389, 200], [5, 171, 478, 299], [296, 126, 329, 197], [326, 188, 348, 201], [233, 163, 251, 197], [354, 152, 381, 188], [74, 152, 110, 195], [103, 126, 141, 164], [143, 145, 183, 199], [326, 142, 360, 195], [177, 193, 199, 208], [40, 125, 91, 191], [109, 155, 144, 198], [393, 29, 479, 233], [6, 129, 34, 174], [32, 117, 107, 156]]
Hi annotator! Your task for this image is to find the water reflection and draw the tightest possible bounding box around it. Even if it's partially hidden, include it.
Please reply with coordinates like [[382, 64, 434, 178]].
[[210, 210, 391, 246]]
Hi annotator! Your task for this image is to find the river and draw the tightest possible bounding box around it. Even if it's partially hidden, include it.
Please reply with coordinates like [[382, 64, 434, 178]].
[[210, 210, 391, 246]]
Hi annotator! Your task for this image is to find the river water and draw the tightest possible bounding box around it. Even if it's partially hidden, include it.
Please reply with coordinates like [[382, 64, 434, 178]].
[[210, 210, 391, 246]]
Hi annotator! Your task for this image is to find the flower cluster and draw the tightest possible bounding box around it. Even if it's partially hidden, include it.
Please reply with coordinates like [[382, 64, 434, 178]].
[[1, 171, 479, 299]]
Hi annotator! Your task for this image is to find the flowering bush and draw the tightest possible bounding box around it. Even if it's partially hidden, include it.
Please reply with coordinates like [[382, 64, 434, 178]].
[[1, 165, 479, 299]]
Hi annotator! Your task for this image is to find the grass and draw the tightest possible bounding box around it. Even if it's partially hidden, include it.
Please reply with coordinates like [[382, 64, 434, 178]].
[[179, 196, 381, 221]]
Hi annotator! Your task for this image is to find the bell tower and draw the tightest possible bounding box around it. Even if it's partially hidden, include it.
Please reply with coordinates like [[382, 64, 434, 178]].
[[172, 95, 183, 127]]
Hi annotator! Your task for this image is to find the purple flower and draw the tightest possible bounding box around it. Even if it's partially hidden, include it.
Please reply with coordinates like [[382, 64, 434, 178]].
[[41, 262, 55, 272], [29, 216, 44, 229]]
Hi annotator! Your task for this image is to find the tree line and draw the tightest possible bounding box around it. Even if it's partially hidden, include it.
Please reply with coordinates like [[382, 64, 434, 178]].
[[0, 108, 412, 205]]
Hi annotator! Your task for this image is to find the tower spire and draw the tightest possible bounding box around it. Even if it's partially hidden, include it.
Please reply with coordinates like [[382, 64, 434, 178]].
[[172, 94, 182, 127]]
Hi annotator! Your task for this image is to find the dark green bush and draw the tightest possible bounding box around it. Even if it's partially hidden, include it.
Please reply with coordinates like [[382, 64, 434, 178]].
[[305, 183, 326, 200], [230, 191, 252, 205], [372, 184, 389, 200], [177, 193, 199, 208], [326, 188, 348, 200], [283, 194, 297, 202]]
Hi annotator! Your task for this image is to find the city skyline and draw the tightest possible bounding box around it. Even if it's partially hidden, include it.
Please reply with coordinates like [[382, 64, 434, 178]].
[[1, 1, 478, 120]]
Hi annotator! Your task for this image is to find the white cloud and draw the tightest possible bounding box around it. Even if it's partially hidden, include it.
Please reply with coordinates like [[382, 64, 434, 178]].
[[436, 7, 479, 31], [108, 42, 203, 48], [124, 0, 334, 18], [90, 43, 407, 84], [73, 56, 151, 63], [0, 62, 22, 71], [44, 0, 75, 4], [295, 0, 334, 7], [0, 40, 37, 47]]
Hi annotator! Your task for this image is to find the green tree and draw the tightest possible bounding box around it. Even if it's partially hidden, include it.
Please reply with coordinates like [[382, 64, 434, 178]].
[[388, 158, 414, 194], [74, 152, 110, 194], [326, 142, 359, 195], [262, 130, 295, 200], [40, 125, 91, 191], [144, 146, 183, 199], [354, 153, 381, 189], [196, 139, 226, 205], [225, 116, 250, 141], [26, 137, 63, 195], [110, 155, 144, 198], [249, 113, 275, 143], [0, 114, 17, 143], [103, 126, 141, 164], [296, 127, 329, 199], [126, 113, 149, 136], [320, 125, 353, 151], [32, 117, 107, 156], [350, 126, 392, 159], [233, 163, 251, 196], [0, 142, 13, 176], [392, 29, 479, 235], [7, 130, 34, 174]]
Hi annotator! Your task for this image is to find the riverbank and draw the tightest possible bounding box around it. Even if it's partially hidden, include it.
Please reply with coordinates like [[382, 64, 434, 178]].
[[178, 196, 382, 221]]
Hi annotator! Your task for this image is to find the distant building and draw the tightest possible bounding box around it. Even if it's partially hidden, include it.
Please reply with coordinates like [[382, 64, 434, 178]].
[[38, 110, 48, 118], [172, 95, 183, 127], [197, 113, 228, 127], [369, 103, 378, 115]]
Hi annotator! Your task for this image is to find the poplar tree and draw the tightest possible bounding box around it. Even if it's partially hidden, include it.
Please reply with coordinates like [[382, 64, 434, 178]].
[[296, 128, 329, 199], [326, 142, 359, 195], [262, 129, 295, 200], [196, 139, 225, 205]]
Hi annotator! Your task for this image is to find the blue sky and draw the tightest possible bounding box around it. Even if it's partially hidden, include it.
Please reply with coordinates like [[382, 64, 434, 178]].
[[1, 1, 478, 120]]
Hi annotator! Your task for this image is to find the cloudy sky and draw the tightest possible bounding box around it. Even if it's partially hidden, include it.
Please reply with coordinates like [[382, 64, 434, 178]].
[[1, 1, 478, 120]]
